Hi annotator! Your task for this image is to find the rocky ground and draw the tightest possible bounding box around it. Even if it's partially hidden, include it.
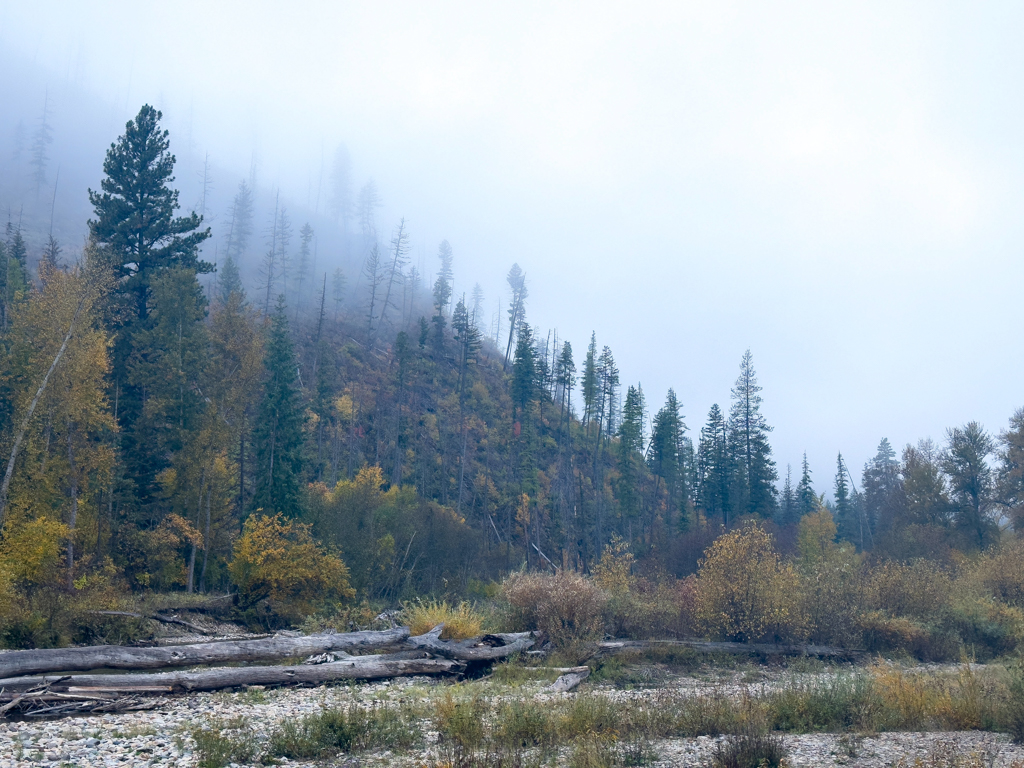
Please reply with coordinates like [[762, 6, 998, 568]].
[[1, 666, 1023, 768]]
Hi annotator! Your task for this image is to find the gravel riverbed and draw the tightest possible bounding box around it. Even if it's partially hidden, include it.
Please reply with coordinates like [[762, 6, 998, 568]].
[[1, 670, 1022, 767]]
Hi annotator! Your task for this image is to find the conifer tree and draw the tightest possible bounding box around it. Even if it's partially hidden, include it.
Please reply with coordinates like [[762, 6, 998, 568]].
[[30, 93, 54, 195], [2, 224, 28, 332], [726, 349, 778, 518], [697, 404, 730, 525], [997, 409, 1024, 530], [862, 437, 900, 544], [218, 255, 244, 304], [504, 263, 527, 365], [223, 179, 254, 264], [379, 219, 410, 330], [649, 389, 688, 531], [88, 105, 211, 323], [126, 267, 210, 508], [293, 223, 313, 318], [796, 452, 816, 518], [581, 332, 598, 431], [943, 421, 995, 549], [332, 267, 346, 323], [432, 240, 454, 351], [780, 464, 796, 525], [250, 297, 304, 517], [833, 452, 854, 536]]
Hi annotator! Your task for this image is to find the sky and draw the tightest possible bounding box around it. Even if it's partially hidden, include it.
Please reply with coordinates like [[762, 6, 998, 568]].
[[2, 0, 1023, 491]]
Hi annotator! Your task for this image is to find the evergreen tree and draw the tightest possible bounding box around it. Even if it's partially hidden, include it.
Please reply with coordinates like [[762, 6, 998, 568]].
[[293, 223, 313, 318], [30, 93, 54, 194], [224, 179, 254, 264], [218, 254, 244, 304], [2, 224, 28, 332], [943, 422, 995, 549], [510, 323, 537, 416], [431, 240, 454, 351], [862, 437, 900, 546], [726, 349, 777, 518], [834, 452, 854, 537], [88, 105, 212, 323], [780, 464, 796, 525], [649, 389, 689, 531], [997, 409, 1024, 530], [797, 452, 816, 518], [379, 219, 410, 329], [250, 297, 304, 517], [504, 263, 527, 365], [581, 332, 598, 430], [126, 267, 210, 509], [697, 404, 730, 525]]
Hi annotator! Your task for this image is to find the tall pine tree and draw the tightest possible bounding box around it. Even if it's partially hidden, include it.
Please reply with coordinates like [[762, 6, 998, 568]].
[[727, 350, 777, 518], [250, 297, 304, 517]]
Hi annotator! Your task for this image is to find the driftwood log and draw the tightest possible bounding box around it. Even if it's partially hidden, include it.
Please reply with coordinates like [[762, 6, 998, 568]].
[[0, 627, 412, 678], [595, 639, 864, 660], [409, 625, 535, 660], [0, 653, 462, 697]]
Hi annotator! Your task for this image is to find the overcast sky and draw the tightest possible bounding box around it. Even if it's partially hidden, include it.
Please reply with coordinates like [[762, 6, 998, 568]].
[[2, 1, 1023, 490]]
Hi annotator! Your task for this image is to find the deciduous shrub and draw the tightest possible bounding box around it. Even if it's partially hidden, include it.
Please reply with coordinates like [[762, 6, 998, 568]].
[[229, 513, 354, 627], [693, 523, 805, 643], [502, 570, 606, 660]]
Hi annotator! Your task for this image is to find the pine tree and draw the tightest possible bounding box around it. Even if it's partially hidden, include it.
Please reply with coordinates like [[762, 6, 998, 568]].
[[431, 240, 454, 352], [504, 263, 527, 365], [726, 349, 777, 518], [356, 181, 382, 244], [88, 105, 212, 323], [223, 179, 254, 264], [697, 404, 730, 525], [834, 452, 854, 537], [581, 332, 598, 431], [250, 297, 304, 517], [332, 267, 346, 323], [797, 452, 816, 518], [780, 464, 796, 525], [862, 437, 900, 546], [616, 384, 646, 534], [2, 224, 28, 332], [293, 223, 313, 318], [329, 144, 352, 229], [126, 267, 210, 509], [30, 93, 54, 195], [649, 388, 688, 531], [218, 254, 244, 304]]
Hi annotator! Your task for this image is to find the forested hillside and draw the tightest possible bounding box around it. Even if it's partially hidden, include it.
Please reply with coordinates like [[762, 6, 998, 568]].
[[2, 105, 1023, 648]]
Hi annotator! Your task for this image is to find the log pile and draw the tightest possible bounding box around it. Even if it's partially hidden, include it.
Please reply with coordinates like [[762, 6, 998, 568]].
[[0, 625, 531, 719]]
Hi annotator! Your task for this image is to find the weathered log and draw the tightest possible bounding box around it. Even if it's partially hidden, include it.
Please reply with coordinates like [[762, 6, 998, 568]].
[[409, 625, 535, 661], [0, 626, 412, 678], [0, 653, 462, 697], [548, 666, 590, 693], [595, 639, 864, 660]]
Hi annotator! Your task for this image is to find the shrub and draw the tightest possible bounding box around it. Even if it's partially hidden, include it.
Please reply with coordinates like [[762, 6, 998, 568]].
[[693, 523, 805, 643], [713, 732, 787, 768], [974, 538, 1024, 608], [228, 513, 355, 627], [402, 599, 483, 639], [502, 570, 606, 661]]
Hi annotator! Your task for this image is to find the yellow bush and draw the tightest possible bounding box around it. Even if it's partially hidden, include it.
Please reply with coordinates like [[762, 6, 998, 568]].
[[974, 538, 1024, 608], [693, 523, 805, 643], [229, 513, 355, 625], [402, 599, 483, 640]]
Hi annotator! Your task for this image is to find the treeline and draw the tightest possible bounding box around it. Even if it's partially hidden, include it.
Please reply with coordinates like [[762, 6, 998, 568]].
[[1, 105, 1023, 644]]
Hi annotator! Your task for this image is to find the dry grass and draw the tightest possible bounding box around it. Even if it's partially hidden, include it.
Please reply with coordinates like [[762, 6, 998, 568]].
[[402, 599, 483, 640]]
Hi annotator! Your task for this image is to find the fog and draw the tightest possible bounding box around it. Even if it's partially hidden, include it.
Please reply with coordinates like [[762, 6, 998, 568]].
[[2, 1, 1023, 491]]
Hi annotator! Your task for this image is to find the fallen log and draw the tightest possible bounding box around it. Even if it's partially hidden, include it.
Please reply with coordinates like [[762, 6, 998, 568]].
[[0, 653, 462, 698], [548, 666, 590, 693], [410, 625, 535, 661], [594, 639, 864, 660], [0, 626, 412, 678], [89, 611, 214, 635]]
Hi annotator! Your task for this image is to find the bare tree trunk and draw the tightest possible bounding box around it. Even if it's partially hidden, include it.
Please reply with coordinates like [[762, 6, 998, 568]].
[[0, 295, 86, 528], [66, 425, 78, 589]]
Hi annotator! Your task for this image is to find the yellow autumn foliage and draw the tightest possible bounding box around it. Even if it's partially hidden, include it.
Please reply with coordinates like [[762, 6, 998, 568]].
[[229, 513, 355, 625], [693, 522, 805, 643]]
